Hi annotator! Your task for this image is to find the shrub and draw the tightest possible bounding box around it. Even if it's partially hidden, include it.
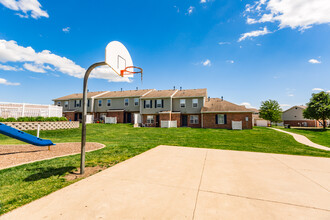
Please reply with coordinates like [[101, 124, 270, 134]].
[[0, 116, 68, 122], [0, 117, 6, 122], [5, 117, 17, 122]]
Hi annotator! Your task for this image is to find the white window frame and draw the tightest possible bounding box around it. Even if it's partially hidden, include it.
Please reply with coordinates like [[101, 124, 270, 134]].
[[180, 99, 186, 108], [107, 99, 111, 107], [190, 115, 199, 124], [192, 99, 198, 108], [156, 99, 162, 108], [134, 98, 139, 106], [98, 100, 102, 107], [64, 101, 68, 108], [75, 100, 81, 108], [217, 114, 225, 124], [145, 100, 151, 108], [124, 98, 129, 107], [147, 115, 154, 124], [57, 101, 61, 106]]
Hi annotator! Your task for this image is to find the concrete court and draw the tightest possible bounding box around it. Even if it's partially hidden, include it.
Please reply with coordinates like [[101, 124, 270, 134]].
[[2, 145, 330, 220]]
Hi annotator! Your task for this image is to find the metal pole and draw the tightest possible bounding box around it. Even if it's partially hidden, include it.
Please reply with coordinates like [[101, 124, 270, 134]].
[[80, 61, 106, 174]]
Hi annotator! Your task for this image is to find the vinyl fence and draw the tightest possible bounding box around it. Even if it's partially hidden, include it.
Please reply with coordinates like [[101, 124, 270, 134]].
[[0, 102, 63, 119]]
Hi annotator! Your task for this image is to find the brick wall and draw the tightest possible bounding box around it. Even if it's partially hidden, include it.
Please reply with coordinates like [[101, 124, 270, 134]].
[[107, 111, 124, 123], [283, 120, 320, 127], [171, 113, 181, 127], [186, 114, 201, 128], [202, 113, 252, 129], [2, 121, 79, 131], [64, 112, 75, 121]]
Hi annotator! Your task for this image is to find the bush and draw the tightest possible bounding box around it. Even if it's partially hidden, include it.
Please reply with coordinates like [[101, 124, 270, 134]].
[[1, 116, 68, 122]]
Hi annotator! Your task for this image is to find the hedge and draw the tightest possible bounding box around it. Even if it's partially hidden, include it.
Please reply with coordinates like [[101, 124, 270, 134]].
[[0, 117, 68, 122]]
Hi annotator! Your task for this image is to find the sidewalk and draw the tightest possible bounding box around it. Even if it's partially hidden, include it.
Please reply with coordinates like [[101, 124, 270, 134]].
[[270, 128, 330, 151], [2, 145, 330, 219]]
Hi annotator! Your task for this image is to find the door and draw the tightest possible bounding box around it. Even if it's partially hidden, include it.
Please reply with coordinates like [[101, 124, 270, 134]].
[[181, 115, 188, 127], [156, 115, 160, 127], [126, 112, 132, 123]]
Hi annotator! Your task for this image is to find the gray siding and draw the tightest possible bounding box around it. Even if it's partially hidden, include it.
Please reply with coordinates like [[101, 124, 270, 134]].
[[140, 98, 171, 114], [94, 97, 141, 112], [172, 97, 204, 114], [54, 99, 93, 112]]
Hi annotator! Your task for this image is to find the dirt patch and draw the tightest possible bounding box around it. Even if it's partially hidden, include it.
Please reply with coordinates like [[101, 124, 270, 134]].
[[0, 142, 105, 170], [65, 166, 107, 181]]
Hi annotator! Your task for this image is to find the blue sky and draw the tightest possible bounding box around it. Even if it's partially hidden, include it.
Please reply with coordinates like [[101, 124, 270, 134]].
[[0, 0, 329, 109]]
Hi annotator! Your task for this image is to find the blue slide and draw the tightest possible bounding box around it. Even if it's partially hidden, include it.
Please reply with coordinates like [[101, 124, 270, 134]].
[[0, 123, 55, 146]]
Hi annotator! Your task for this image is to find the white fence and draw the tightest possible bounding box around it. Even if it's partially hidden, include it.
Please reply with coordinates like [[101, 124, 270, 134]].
[[0, 102, 63, 119], [161, 120, 177, 128], [105, 117, 117, 124]]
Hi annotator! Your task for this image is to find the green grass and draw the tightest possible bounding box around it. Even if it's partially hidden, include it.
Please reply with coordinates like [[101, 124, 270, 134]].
[[1, 124, 330, 215], [279, 127, 330, 148]]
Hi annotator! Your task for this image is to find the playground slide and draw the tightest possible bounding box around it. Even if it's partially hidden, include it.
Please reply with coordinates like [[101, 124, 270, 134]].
[[0, 123, 55, 146]]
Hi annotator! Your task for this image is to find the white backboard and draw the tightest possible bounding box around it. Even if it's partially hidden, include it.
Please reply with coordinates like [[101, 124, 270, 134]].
[[105, 41, 133, 77]]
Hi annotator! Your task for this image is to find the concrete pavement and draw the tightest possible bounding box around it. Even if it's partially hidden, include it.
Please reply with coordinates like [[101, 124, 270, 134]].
[[2, 146, 330, 219], [271, 128, 330, 151]]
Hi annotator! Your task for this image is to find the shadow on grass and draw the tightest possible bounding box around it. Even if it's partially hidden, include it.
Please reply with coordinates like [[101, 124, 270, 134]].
[[24, 166, 76, 182], [293, 128, 328, 132]]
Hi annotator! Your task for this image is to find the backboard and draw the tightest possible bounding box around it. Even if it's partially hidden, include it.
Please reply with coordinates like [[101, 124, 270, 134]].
[[105, 41, 133, 77]]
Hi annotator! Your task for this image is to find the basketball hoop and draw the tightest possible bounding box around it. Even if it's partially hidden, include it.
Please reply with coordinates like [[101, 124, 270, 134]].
[[120, 66, 143, 81]]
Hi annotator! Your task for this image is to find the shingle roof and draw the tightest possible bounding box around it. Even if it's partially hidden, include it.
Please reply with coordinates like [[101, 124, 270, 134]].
[[173, 88, 207, 98], [141, 89, 178, 98], [53, 91, 108, 101], [97, 89, 153, 98], [283, 105, 307, 113], [202, 98, 253, 112]]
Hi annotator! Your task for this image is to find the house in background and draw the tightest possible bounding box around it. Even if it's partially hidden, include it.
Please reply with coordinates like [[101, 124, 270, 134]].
[[282, 105, 321, 127], [53, 88, 253, 129], [248, 108, 270, 127]]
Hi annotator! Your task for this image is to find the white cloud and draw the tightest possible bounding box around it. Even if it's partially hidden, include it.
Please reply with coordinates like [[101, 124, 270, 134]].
[[238, 27, 271, 42], [186, 6, 194, 15], [200, 0, 207, 3], [326, 90, 330, 94], [312, 88, 324, 91], [0, 0, 49, 19], [174, 5, 179, 13], [202, 59, 211, 66], [246, 17, 257, 24], [0, 78, 20, 86], [280, 104, 291, 107], [288, 94, 294, 97], [308, 58, 321, 64], [240, 102, 256, 109], [226, 60, 234, 64], [62, 27, 70, 33], [256, 43, 262, 46], [0, 39, 130, 82], [245, 0, 330, 31], [218, 42, 231, 45], [0, 63, 22, 71]]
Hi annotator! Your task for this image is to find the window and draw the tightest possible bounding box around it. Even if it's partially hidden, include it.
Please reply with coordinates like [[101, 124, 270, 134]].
[[245, 117, 249, 122], [124, 98, 129, 107], [64, 101, 68, 108], [134, 98, 139, 106], [156, 99, 163, 108], [192, 99, 198, 108], [107, 99, 111, 107], [145, 100, 151, 108], [190, 115, 199, 124], [180, 99, 186, 108], [147, 115, 154, 124], [98, 100, 102, 107], [216, 114, 226, 124], [75, 100, 81, 108], [57, 101, 61, 106]]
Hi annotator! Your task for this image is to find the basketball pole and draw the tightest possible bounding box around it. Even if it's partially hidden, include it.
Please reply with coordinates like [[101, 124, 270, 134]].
[[80, 61, 106, 175]]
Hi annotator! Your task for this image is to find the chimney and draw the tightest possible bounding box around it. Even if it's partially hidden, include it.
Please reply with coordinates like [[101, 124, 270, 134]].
[[121, 88, 123, 92], [221, 96, 223, 101], [136, 87, 138, 90], [180, 87, 182, 91], [208, 96, 210, 101], [173, 86, 176, 90]]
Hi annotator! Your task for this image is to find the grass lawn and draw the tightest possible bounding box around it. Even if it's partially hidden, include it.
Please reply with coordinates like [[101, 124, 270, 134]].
[[1, 124, 330, 215], [279, 127, 330, 148]]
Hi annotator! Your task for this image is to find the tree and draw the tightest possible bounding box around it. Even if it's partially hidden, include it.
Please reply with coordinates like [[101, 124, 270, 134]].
[[259, 100, 282, 124], [303, 91, 330, 129]]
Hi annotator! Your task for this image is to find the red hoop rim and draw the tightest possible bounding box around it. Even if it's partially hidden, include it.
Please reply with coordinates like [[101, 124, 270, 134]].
[[120, 66, 143, 77]]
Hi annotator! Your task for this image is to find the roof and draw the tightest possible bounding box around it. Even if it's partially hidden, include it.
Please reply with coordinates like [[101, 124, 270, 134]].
[[97, 89, 153, 98], [173, 88, 207, 98], [283, 105, 307, 113], [248, 108, 259, 113], [202, 98, 253, 113], [141, 89, 178, 98], [53, 91, 108, 101]]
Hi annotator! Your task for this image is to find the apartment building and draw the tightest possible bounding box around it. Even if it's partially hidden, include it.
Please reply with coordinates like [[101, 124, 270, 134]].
[[53, 88, 253, 129]]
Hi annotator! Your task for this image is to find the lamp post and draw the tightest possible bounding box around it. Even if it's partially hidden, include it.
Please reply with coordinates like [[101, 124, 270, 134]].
[[80, 62, 106, 174]]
